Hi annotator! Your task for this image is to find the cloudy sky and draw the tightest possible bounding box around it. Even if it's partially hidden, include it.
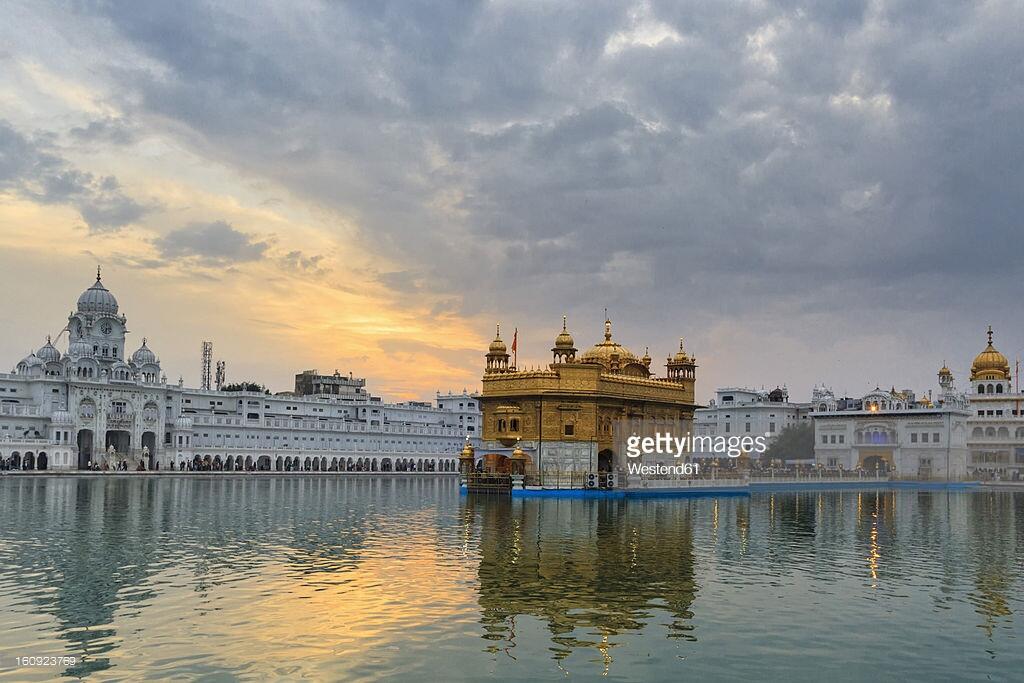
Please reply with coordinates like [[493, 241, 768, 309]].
[[2, 0, 1021, 402]]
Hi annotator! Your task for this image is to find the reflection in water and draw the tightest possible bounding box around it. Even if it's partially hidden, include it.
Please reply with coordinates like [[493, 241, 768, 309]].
[[1, 478, 1023, 680], [462, 497, 697, 673]]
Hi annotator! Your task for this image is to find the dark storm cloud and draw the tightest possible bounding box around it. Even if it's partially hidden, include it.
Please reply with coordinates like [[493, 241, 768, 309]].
[[153, 221, 269, 265], [0, 119, 148, 232], [37, 0, 1024, 392]]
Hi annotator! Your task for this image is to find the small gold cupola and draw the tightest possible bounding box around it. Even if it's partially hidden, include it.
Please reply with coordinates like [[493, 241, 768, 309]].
[[485, 324, 511, 374], [552, 315, 577, 363]]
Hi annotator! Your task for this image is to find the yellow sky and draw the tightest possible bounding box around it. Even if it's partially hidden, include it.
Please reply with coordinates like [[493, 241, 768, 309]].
[[0, 184, 484, 400]]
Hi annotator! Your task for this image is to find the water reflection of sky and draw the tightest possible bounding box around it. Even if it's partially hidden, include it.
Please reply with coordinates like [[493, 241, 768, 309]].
[[0, 477, 1022, 680]]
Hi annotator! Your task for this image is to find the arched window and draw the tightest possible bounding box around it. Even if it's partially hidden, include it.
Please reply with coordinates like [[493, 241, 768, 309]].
[[996, 384, 1004, 394], [978, 384, 985, 394], [987, 384, 995, 394], [510, 418, 519, 432], [497, 419, 506, 432], [973, 427, 984, 438], [986, 427, 996, 437]]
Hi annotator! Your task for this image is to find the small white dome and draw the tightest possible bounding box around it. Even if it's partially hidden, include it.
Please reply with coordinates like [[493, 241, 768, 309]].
[[18, 353, 44, 370], [37, 336, 61, 363], [77, 269, 119, 315], [174, 416, 193, 430], [51, 410, 74, 425], [67, 339, 94, 358], [131, 338, 157, 365]]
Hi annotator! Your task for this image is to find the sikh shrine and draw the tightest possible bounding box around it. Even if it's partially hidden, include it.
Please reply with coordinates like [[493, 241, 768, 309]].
[[475, 316, 698, 477]]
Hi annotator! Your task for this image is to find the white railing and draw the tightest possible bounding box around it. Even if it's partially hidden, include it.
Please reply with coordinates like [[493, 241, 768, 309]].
[[0, 404, 40, 416]]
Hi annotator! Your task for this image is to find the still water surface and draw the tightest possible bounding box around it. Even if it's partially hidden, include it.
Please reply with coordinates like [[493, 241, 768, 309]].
[[1, 476, 1022, 681]]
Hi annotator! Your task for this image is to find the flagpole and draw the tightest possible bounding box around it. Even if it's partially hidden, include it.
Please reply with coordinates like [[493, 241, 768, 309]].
[[513, 327, 518, 369]]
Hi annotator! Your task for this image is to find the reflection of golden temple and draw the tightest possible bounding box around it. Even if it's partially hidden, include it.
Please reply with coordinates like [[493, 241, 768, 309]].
[[463, 496, 697, 674], [479, 316, 698, 477]]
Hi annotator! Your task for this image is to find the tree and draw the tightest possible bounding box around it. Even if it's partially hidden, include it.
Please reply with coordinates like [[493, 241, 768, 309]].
[[762, 422, 815, 463], [220, 381, 270, 394]]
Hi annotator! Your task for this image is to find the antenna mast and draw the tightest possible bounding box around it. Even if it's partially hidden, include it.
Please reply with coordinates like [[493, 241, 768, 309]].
[[201, 341, 213, 390]]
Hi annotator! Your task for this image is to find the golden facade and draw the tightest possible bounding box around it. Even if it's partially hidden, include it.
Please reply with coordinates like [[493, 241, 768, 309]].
[[479, 316, 698, 473]]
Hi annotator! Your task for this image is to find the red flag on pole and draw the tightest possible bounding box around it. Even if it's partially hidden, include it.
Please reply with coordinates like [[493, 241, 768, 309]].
[[511, 328, 518, 354]]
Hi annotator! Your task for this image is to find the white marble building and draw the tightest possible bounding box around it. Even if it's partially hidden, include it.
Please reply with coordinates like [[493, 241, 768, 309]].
[[964, 328, 1024, 479], [1, 270, 480, 473], [694, 386, 812, 447], [812, 370, 970, 480]]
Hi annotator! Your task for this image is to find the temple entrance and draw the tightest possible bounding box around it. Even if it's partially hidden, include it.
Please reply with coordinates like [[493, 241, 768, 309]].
[[482, 453, 511, 473], [598, 449, 614, 473], [859, 452, 893, 473], [37, 452, 48, 470], [142, 431, 157, 469], [105, 430, 131, 457], [77, 429, 94, 469]]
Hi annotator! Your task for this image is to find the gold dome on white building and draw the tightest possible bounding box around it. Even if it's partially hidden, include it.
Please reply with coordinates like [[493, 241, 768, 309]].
[[970, 326, 1011, 381]]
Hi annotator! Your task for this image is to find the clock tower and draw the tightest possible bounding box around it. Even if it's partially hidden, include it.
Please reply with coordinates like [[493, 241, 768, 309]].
[[67, 267, 129, 368]]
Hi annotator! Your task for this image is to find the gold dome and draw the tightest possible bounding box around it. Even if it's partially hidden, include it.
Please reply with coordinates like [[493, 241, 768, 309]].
[[511, 439, 526, 460], [579, 317, 642, 370], [971, 326, 1010, 381], [672, 338, 690, 363], [488, 324, 507, 354], [938, 363, 952, 377], [554, 315, 575, 348]]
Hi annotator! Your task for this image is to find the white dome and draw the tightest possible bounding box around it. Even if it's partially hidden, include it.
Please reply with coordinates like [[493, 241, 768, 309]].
[[131, 338, 157, 365], [77, 269, 119, 315], [51, 410, 74, 425], [37, 336, 61, 363], [67, 339, 94, 358], [18, 353, 44, 369], [174, 416, 193, 430]]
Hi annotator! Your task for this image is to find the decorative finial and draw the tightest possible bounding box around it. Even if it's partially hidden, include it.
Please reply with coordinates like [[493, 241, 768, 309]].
[[96, 265, 102, 282], [987, 325, 993, 345], [142, 337, 147, 346], [604, 316, 612, 341], [496, 323, 501, 339], [679, 337, 685, 351], [562, 315, 567, 331], [46, 334, 51, 343]]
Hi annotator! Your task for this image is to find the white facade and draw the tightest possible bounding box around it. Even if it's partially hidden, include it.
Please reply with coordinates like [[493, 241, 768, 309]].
[[694, 386, 811, 457], [1, 271, 480, 473], [435, 391, 481, 437], [812, 374, 970, 480], [963, 329, 1024, 479]]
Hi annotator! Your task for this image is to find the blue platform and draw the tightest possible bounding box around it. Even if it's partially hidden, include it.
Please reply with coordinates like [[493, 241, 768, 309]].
[[461, 480, 981, 498]]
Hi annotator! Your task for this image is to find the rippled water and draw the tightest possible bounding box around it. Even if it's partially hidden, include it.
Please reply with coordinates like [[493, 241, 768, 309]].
[[1, 477, 1022, 681]]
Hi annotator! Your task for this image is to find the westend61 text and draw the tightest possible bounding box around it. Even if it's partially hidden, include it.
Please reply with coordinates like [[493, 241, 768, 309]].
[[625, 432, 769, 459]]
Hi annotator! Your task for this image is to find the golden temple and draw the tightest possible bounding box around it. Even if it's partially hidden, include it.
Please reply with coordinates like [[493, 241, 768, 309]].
[[474, 315, 698, 475]]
